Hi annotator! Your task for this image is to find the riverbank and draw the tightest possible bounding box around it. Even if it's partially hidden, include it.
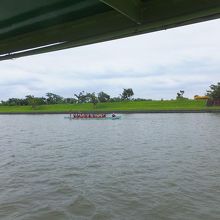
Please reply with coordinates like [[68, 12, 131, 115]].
[[1, 110, 220, 114], [0, 100, 220, 114]]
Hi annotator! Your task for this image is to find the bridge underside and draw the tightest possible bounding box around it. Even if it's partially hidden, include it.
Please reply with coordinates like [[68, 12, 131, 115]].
[[0, 0, 220, 61]]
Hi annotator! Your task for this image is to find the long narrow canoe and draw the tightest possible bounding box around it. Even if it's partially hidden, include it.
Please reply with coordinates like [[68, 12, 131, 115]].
[[64, 116, 121, 120]]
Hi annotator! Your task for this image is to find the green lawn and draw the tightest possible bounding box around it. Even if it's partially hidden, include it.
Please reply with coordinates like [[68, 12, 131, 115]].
[[0, 100, 219, 113]]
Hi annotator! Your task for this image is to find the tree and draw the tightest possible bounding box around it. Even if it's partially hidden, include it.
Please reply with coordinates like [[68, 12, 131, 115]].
[[176, 92, 181, 99], [25, 95, 40, 109], [176, 90, 185, 100], [64, 98, 77, 104], [2, 98, 28, 106], [87, 92, 98, 107], [109, 97, 121, 102], [121, 88, 134, 100], [98, 91, 110, 102], [180, 90, 184, 96], [206, 82, 220, 99], [46, 93, 63, 104], [1, 97, 46, 106], [74, 91, 88, 103]]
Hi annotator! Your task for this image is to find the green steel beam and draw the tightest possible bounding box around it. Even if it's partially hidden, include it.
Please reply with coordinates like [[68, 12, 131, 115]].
[[100, 0, 142, 24], [0, 0, 220, 61]]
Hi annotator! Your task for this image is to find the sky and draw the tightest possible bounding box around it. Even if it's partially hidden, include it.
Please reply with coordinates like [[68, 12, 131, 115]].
[[0, 19, 220, 101]]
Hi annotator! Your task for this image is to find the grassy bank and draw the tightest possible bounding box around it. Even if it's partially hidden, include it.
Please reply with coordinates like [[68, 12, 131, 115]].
[[0, 100, 220, 113]]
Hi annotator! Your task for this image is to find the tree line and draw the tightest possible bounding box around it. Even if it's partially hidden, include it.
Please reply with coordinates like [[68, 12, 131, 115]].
[[1, 82, 219, 107], [0, 88, 144, 107]]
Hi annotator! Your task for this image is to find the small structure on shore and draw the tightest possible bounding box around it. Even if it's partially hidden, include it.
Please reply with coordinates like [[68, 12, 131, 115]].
[[194, 95, 209, 100], [193, 95, 220, 107]]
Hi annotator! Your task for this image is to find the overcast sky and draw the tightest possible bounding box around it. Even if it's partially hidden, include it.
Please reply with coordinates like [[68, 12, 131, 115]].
[[0, 19, 220, 101]]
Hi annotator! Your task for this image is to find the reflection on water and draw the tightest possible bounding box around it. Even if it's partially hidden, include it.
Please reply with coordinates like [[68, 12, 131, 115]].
[[0, 114, 220, 220]]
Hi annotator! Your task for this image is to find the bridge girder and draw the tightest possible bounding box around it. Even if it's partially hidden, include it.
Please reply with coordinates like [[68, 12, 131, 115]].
[[0, 0, 220, 61]]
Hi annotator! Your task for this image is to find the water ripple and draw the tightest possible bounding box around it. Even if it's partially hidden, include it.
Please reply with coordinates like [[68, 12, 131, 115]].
[[0, 114, 220, 220]]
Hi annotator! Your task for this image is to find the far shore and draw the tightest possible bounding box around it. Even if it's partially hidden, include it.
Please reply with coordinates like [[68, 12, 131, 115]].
[[1, 109, 220, 115], [1, 100, 220, 114]]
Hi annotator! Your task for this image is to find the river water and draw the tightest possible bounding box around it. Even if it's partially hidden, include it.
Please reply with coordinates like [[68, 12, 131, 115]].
[[0, 113, 219, 220]]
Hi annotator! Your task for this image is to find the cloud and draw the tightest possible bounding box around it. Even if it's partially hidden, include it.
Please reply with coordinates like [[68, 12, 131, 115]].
[[0, 19, 220, 100]]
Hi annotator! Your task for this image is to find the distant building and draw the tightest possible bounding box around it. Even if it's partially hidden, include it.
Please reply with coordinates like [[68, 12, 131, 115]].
[[194, 95, 209, 100]]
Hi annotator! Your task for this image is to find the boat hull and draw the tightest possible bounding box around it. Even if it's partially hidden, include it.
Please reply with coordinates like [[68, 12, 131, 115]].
[[64, 116, 121, 120]]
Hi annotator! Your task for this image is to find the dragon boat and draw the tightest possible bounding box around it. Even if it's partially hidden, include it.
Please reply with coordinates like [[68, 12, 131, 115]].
[[64, 113, 121, 120]]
